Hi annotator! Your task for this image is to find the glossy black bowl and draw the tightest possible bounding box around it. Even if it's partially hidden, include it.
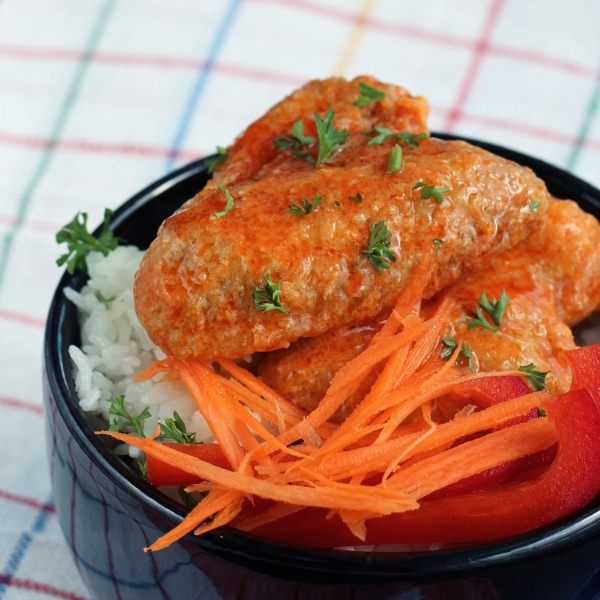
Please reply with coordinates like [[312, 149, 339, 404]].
[[44, 136, 600, 600]]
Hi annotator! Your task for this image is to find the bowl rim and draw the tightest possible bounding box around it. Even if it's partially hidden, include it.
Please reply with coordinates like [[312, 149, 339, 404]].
[[44, 134, 600, 582]]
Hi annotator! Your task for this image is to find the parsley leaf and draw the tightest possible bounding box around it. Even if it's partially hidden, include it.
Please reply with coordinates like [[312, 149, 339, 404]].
[[205, 146, 228, 173], [108, 395, 150, 438], [387, 144, 402, 173], [313, 109, 349, 167], [397, 132, 428, 148], [253, 273, 289, 314], [98, 294, 116, 309], [440, 337, 473, 371], [362, 220, 396, 275], [213, 182, 236, 219], [179, 487, 203, 510], [536, 406, 547, 417], [273, 120, 315, 150], [348, 193, 363, 203], [354, 82, 385, 107], [413, 182, 451, 204], [433, 238, 444, 255], [56, 209, 119, 275], [528, 201, 540, 211], [158, 411, 197, 444], [138, 461, 148, 479], [365, 127, 395, 146], [287, 194, 322, 216], [467, 288, 510, 332], [519, 363, 549, 391]]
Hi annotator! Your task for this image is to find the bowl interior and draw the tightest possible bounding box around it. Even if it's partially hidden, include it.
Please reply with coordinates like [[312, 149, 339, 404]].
[[45, 134, 600, 582]]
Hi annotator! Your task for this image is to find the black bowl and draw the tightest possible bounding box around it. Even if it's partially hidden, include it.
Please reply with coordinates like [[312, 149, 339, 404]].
[[44, 136, 600, 600]]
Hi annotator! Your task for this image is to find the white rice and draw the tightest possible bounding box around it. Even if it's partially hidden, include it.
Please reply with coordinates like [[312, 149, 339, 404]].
[[65, 246, 213, 457]]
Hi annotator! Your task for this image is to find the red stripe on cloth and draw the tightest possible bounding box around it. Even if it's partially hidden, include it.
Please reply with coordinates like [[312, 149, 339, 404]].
[[0, 576, 88, 600], [0, 308, 46, 329], [0, 213, 60, 234], [0, 395, 43, 415], [0, 131, 204, 161], [0, 44, 305, 86], [444, 0, 505, 132], [0, 490, 54, 512]]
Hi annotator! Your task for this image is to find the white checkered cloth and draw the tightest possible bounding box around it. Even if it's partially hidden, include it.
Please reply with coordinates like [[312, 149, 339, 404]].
[[0, 0, 599, 597]]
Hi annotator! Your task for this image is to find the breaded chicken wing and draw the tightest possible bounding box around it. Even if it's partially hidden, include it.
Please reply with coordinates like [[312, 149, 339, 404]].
[[134, 77, 550, 359], [260, 198, 600, 412]]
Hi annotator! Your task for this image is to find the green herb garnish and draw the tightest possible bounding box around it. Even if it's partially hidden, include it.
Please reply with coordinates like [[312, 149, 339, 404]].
[[468, 288, 510, 332], [348, 193, 363, 203], [213, 182, 236, 219], [354, 82, 385, 107], [387, 144, 402, 173], [273, 120, 315, 150], [298, 108, 349, 168], [433, 238, 444, 255], [56, 209, 118, 274], [205, 146, 228, 173], [287, 194, 322, 216], [528, 201, 540, 211], [108, 395, 150, 438], [98, 294, 115, 309], [138, 461, 148, 479], [536, 406, 547, 417], [364, 127, 395, 146], [519, 363, 549, 392], [397, 132, 428, 148], [413, 182, 451, 204], [158, 411, 197, 444], [440, 337, 473, 371], [362, 220, 396, 275], [178, 487, 200, 510], [253, 273, 289, 314]]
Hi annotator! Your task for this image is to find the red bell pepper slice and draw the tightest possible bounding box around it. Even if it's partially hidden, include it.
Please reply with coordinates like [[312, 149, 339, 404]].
[[147, 443, 231, 487], [565, 344, 600, 403], [452, 375, 531, 407], [249, 389, 600, 548]]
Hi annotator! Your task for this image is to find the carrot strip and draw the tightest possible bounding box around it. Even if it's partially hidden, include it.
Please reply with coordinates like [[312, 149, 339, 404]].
[[275, 320, 433, 447], [386, 418, 557, 498], [234, 504, 306, 532], [374, 255, 432, 340], [171, 360, 246, 471], [147, 488, 242, 552], [133, 358, 176, 383], [101, 431, 419, 515]]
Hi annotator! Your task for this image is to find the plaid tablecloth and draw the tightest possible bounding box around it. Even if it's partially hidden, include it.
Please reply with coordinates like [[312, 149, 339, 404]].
[[0, 0, 599, 598]]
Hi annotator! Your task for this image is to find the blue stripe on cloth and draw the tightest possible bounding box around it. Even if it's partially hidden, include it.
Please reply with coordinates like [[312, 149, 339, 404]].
[[0, 495, 54, 599], [164, 0, 242, 173]]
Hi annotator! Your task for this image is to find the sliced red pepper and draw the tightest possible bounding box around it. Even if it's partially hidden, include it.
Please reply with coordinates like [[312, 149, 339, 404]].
[[565, 344, 600, 404], [452, 375, 530, 407], [147, 443, 231, 487], [249, 389, 600, 548]]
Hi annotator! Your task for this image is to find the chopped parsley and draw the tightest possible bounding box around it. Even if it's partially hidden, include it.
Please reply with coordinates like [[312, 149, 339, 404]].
[[138, 461, 148, 479], [56, 208, 119, 275], [413, 182, 451, 204], [178, 487, 200, 510], [519, 363, 549, 391], [334, 200, 341, 206], [536, 406, 547, 418], [468, 288, 510, 332], [387, 144, 402, 173], [362, 220, 396, 275], [348, 193, 363, 203], [433, 238, 444, 255], [213, 182, 236, 219], [396, 131, 428, 148], [98, 294, 116, 309], [364, 127, 395, 146], [295, 109, 349, 167], [158, 411, 197, 444], [354, 82, 385, 107], [440, 337, 473, 371], [529, 201, 540, 211], [273, 120, 315, 150], [253, 273, 289, 314], [205, 146, 228, 173], [108, 395, 150, 438], [287, 194, 322, 216]]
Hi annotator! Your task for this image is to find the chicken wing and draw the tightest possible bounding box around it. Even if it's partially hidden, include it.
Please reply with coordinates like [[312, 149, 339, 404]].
[[259, 198, 600, 413], [134, 77, 550, 359]]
